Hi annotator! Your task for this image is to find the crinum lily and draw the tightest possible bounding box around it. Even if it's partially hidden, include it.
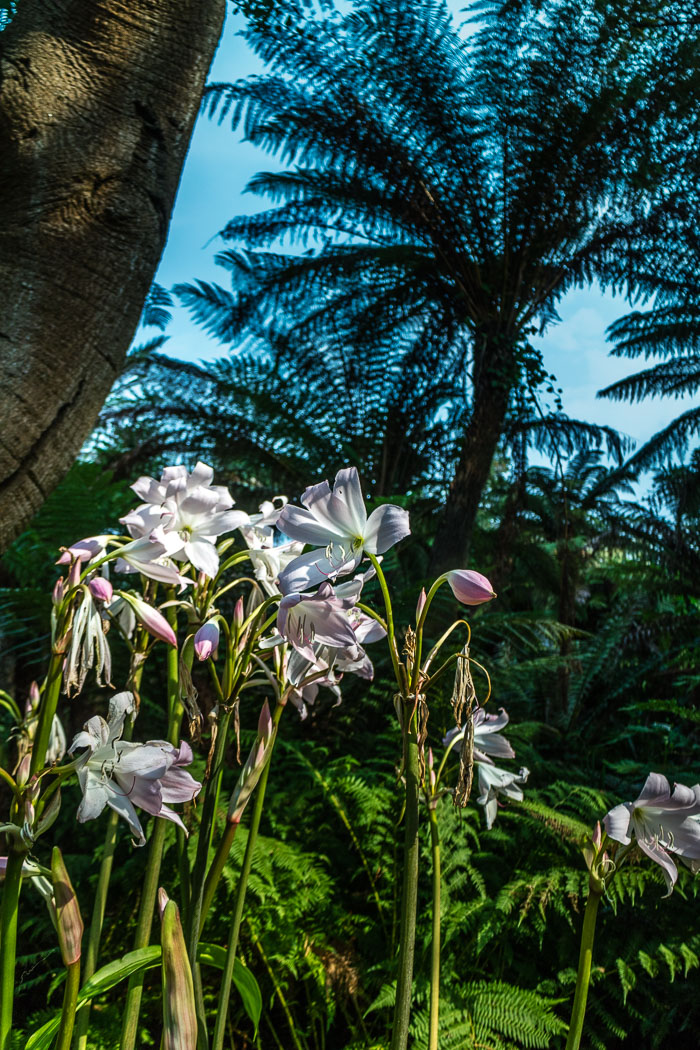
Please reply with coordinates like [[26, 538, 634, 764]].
[[121, 462, 249, 578], [70, 692, 200, 845], [277, 467, 410, 591], [603, 772, 700, 895]]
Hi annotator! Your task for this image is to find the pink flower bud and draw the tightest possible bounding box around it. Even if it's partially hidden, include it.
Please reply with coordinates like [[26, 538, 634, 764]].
[[446, 570, 496, 606], [159, 888, 197, 1050], [592, 820, 603, 851], [233, 597, 244, 628], [416, 588, 427, 621], [257, 699, 272, 739], [88, 576, 113, 603], [52, 577, 65, 605], [194, 621, 219, 661], [15, 754, 31, 787], [119, 593, 177, 647], [51, 847, 83, 966], [67, 557, 81, 591]]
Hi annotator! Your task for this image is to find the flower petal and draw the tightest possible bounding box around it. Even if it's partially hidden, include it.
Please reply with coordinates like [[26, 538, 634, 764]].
[[363, 504, 411, 555], [603, 802, 633, 845]]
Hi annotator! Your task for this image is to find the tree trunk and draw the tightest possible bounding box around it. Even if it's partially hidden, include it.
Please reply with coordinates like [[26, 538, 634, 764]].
[[430, 337, 514, 574], [0, 0, 225, 550]]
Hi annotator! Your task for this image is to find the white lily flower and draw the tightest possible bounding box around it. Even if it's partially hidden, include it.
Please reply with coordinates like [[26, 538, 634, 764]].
[[604, 772, 700, 896], [64, 588, 112, 697], [70, 692, 201, 845], [277, 468, 410, 591], [238, 497, 288, 550], [121, 462, 249, 578], [476, 763, 529, 829], [247, 540, 304, 598], [443, 707, 516, 765], [114, 528, 191, 590]]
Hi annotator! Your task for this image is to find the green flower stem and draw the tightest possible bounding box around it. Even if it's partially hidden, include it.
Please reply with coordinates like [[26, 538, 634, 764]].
[[198, 818, 238, 937], [428, 804, 441, 1050], [120, 614, 183, 1050], [390, 713, 421, 1050], [29, 650, 63, 776], [565, 887, 602, 1050], [0, 847, 27, 1049], [186, 705, 234, 960], [366, 553, 403, 689], [72, 811, 119, 1050], [55, 960, 81, 1050], [210, 704, 283, 1050]]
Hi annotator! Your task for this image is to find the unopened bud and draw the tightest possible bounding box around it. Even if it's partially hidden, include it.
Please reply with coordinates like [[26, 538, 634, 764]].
[[159, 888, 197, 1050], [51, 847, 83, 966], [592, 820, 603, 851], [89, 576, 114, 603], [446, 569, 496, 607], [227, 701, 274, 824], [15, 754, 31, 787], [233, 597, 244, 629], [416, 588, 427, 621], [52, 577, 65, 606], [119, 593, 177, 647], [67, 557, 81, 591], [194, 621, 219, 661]]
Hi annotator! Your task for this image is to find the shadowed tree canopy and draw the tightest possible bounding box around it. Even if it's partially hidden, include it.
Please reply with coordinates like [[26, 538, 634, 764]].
[[178, 0, 700, 571], [0, 0, 226, 550]]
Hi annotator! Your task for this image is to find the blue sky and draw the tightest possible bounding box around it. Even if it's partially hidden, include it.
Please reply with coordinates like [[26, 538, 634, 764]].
[[149, 8, 696, 463]]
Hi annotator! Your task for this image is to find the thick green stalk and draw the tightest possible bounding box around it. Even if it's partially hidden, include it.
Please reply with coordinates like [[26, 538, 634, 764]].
[[565, 888, 602, 1050], [0, 848, 26, 1049], [428, 805, 441, 1050], [210, 729, 278, 1050], [199, 819, 238, 937], [55, 961, 81, 1050], [72, 811, 119, 1049], [390, 716, 421, 1050], [29, 651, 63, 776], [121, 616, 183, 1050]]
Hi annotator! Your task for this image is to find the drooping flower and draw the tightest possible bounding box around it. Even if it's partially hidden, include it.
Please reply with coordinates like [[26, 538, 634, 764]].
[[18, 682, 66, 767], [277, 468, 410, 591], [64, 589, 112, 696], [88, 576, 114, 603], [603, 772, 700, 895], [276, 581, 359, 662], [121, 462, 249, 578], [443, 707, 525, 826], [70, 692, 200, 845], [57, 537, 110, 566], [443, 707, 516, 764], [476, 763, 530, 829], [446, 570, 496, 606]]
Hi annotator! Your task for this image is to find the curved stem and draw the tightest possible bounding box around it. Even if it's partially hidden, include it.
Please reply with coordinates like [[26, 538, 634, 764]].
[[0, 848, 26, 1048], [210, 710, 281, 1050], [428, 805, 441, 1050], [55, 961, 81, 1050], [565, 888, 602, 1050], [366, 554, 402, 688], [390, 713, 420, 1050]]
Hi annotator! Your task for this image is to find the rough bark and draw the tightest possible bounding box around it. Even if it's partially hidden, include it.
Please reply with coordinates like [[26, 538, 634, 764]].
[[430, 336, 515, 574], [0, 0, 226, 550]]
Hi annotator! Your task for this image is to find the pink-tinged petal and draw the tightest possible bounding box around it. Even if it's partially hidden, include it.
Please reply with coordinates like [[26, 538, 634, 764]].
[[442, 725, 466, 750], [278, 548, 360, 595], [76, 773, 111, 822], [447, 570, 496, 606], [277, 503, 349, 548], [131, 474, 165, 503], [637, 836, 678, 896], [183, 538, 219, 578], [89, 577, 113, 603], [635, 772, 672, 806], [603, 802, 633, 844], [115, 743, 171, 779], [416, 588, 427, 620], [363, 504, 411, 555], [156, 803, 188, 834], [159, 767, 201, 805], [352, 612, 386, 645], [57, 537, 106, 565], [116, 772, 163, 815], [194, 621, 220, 661], [119, 593, 177, 647]]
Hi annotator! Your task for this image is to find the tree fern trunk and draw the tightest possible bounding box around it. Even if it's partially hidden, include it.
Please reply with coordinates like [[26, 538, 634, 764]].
[[0, 0, 225, 550], [430, 336, 514, 574]]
